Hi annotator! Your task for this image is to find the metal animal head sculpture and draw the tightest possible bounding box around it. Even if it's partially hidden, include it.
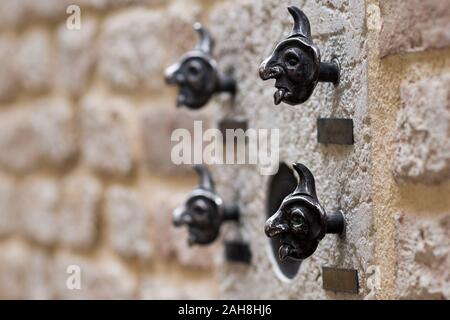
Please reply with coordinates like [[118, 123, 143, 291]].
[[165, 23, 236, 110], [265, 163, 344, 260], [259, 6, 340, 106], [173, 165, 239, 246]]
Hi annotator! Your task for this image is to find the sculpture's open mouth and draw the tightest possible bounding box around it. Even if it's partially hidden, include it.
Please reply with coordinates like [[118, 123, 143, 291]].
[[177, 88, 192, 108], [279, 242, 301, 261], [273, 86, 289, 105]]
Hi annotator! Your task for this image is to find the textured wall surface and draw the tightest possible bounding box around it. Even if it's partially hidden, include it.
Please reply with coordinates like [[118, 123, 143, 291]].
[[0, 0, 449, 300], [0, 0, 219, 299], [209, 0, 372, 299], [368, 0, 450, 299]]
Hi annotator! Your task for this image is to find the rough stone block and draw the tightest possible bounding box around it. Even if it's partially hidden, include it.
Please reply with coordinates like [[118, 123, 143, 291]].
[[139, 277, 217, 299], [0, 241, 52, 299], [0, 0, 25, 29], [17, 178, 60, 246], [59, 175, 102, 249], [165, 1, 201, 63], [25, 0, 72, 22], [0, 33, 17, 101], [0, 174, 15, 236], [17, 174, 101, 248], [105, 185, 153, 261], [15, 28, 53, 93], [396, 213, 450, 299], [393, 73, 450, 184], [56, 17, 98, 97], [53, 252, 137, 299], [98, 8, 166, 92], [80, 93, 137, 176], [379, 0, 450, 57], [0, 98, 77, 173]]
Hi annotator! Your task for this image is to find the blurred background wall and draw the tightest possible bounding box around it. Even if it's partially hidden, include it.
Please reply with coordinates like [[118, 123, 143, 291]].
[[0, 0, 449, 300], [0, 0, 221, 299]]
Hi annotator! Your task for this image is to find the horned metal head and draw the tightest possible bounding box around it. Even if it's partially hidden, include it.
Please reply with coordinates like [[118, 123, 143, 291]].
[[165, 23, 236, 110], [259, 6, 340, 106], [265, 163, 345, 260], [173, 165, 239, 246]]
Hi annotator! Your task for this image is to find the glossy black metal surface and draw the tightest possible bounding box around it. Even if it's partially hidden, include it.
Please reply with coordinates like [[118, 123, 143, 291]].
[[224, 240, 252, 264], [267, 163, 301, 278], [173, 165, 239, 246], [165, 23, 236, 110], [259, 6, 340, 106], [317, 118, 354, 145], [265, 163, 345, 260]]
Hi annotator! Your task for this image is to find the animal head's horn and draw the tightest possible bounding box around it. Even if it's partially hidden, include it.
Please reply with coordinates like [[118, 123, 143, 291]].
[[193, 165, 215, 192], [194, 22, 214, 55], [292, 163, 317, 199], [287, 6, 311, 39]]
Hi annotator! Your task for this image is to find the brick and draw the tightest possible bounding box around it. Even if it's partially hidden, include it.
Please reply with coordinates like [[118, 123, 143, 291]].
[[59, 175, 102, 249], [0, 0, 25, 29], [379, 0, 450, 57], [139, 277, 217, 299], [17, 177, 60, 246], [0, 33, 17, 101], [17, 174, 101, 248], [98, 8, 166, 92], [80, 93, 137, 176], [393, 73, 450, 184], [149, 188, 215, 270], [15, 28, 53, 93], [76, 0, 165, 11], [395, 213, 450, 299], [140, 105, 214, 176], [24, 0, 72, 22], [0, 241, 52, 299], [53, 252, 137, 299], [165, 1, 201, 63], [0, 174, 15, 236], [0, 98, 77, 173], [105, 186, 153, 261], [56, 17, 98, 97]]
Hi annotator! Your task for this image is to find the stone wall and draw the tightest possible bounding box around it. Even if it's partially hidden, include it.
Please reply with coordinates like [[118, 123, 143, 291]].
[[0, 0, 219, 299], [0, 0, 449, 300]]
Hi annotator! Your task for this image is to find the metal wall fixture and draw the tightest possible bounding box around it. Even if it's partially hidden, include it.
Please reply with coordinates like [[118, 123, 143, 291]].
[[173, 165, 240, 246], [165, 23, 236, 110], [259, 6, 340, 106], [265, 163, 345, 261], [266, 162, 301, 279]]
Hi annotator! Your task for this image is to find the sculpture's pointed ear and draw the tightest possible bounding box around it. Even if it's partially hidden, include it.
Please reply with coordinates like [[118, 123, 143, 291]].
[[287, 6, 312, 39], [194, 22, 214, 55], [292, 163, 317, 199], [193, 164, 215, 192]]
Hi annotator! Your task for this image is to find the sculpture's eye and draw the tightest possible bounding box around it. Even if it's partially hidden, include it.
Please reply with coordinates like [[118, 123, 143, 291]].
[[191, 199, 209, 216], [284, 51, 300, 67], [289, 208, 309, 236], [186, 60, 203, 79], [188, 65, 200, 76]]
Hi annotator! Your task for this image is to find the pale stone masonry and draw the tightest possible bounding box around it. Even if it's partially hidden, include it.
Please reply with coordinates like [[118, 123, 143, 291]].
[[0, 0, 448, 299]]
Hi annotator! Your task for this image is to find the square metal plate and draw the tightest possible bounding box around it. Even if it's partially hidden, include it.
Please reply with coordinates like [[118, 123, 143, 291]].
[[317, 118, 354, 145], [322, 267, 359, 294]]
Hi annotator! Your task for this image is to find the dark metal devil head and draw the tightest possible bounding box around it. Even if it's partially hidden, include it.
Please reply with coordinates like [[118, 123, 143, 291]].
[[173, 165, 239, 246], [265, 163, 344, 260], [259, 6, 340, 106], [165, 23, 236, 110]]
